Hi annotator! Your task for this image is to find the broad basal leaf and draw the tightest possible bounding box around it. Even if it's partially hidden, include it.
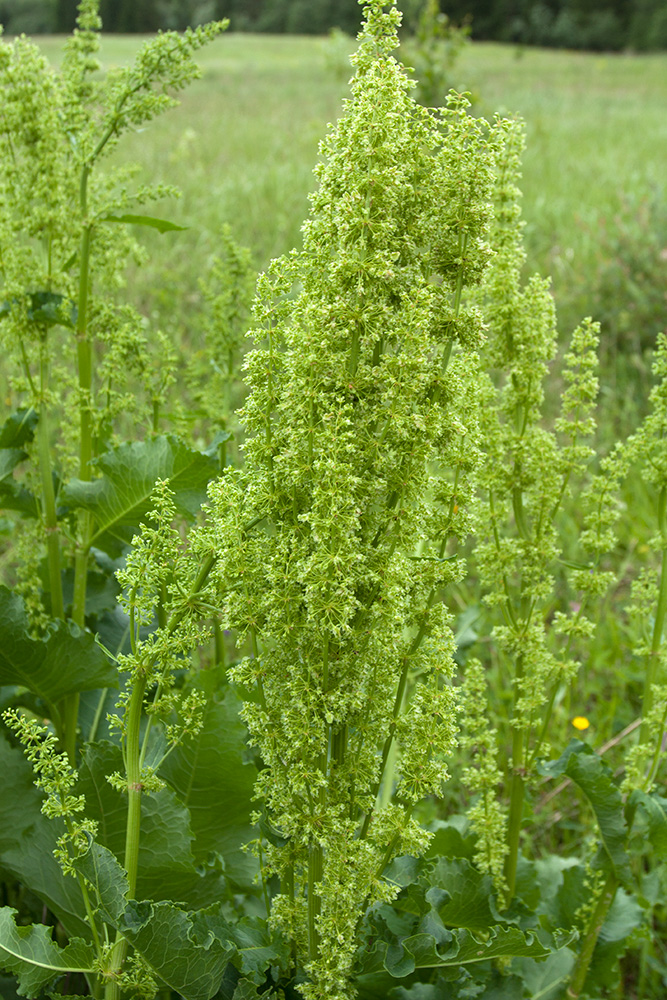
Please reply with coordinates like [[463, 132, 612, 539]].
[[61, 436, 217, 555], [424, 857, 502, 931], [0, 588, 116, 705], [537, 741, 631, 885], [0, 908, 94, 997]]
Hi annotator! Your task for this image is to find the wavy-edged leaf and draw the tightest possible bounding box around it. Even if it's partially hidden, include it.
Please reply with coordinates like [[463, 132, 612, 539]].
[[0, 411, 38, 451], [120, 901, 233, 1000], [537, 741, 631, 885], [361, 925, 558, 978], [226, 917, 287, 983], [0, 734, 88, 939], [424, 857, 501, 931], [0, 908, 94, 996], [0, 588, 116, 705], [102, 213, 188, 234], [61, 436, 217, 555]]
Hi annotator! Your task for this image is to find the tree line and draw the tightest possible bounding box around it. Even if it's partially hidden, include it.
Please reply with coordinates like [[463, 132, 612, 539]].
[[0, 0, 665, 51]]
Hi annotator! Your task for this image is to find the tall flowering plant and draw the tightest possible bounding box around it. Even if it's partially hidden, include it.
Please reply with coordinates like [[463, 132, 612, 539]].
[[207, 2, 499, 996]]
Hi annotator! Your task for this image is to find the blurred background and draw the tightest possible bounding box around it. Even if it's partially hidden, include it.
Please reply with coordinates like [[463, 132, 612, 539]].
[[1, 0, 666, 50]]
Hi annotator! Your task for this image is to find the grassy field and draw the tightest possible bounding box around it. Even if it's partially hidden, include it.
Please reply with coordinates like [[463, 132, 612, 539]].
[[31, 29, 667, 349]]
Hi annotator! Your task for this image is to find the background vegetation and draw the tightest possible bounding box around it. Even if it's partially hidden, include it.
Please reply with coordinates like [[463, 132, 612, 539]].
[[1, 0, 666, 49]]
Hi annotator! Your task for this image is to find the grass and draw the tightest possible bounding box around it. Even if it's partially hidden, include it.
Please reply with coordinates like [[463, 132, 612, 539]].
[[29, 30, 667, 346]]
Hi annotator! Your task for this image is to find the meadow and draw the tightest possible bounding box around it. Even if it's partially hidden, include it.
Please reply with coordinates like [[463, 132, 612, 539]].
[[33, 29, 667, 365]]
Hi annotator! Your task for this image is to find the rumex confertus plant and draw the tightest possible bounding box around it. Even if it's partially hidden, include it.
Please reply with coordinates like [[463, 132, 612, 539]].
[[204, 2, 516, 996]]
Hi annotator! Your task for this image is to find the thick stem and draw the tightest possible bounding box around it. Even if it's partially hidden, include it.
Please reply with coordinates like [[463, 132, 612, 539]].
[[66, 171, 95, 759], [104, 674, 147, 1000], [503, 649, 526, 902]]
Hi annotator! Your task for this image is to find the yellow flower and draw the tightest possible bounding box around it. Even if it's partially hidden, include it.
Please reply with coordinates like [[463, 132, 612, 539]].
[[571, 716, 590, 731]]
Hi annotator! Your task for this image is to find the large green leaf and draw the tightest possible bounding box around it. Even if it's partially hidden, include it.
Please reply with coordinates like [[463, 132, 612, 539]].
[[0, 410, 37, 450], [74, 840, 128, 924], [0, 909, 94, 996], [0, 412, 38, 516], [160, 686, 258, 885], [61, 436, 217, 554], [76, 844, 277, 1000], [120, 901, 233, 1000], [0, 588, 116, 706], [537, 741, 631, 885], [424, 858, 501, 931], [0, 733, 89, 939], [360, 925, 557, 978]]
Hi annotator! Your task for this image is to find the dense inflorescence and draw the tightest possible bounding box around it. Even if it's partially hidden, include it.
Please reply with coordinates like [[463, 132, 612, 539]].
[[206, 2, 502, 996]]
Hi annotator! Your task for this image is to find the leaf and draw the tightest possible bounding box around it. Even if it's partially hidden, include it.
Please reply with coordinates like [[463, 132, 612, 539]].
[[0, 410, 37, 450], [513, 948, 576, 1000], [424, 857, 501, 931], [101, 214, 188, 234], [362, 925, 558, 978], [231, 980, 260, 1000], [0, 588, 117, 706], [0, 909, 95, 996], [537, 741, 631, 885], [160, 686, 258, 886], [73, 840, 128, 924], [118, 901, 233, 1000], [0, 481, 38, 517], [61, 436, 217, 555], [226, 917, 287, 983], [74, 842, 234, 1000], [0, 734, 89, 940], [27, 292, 77, 330], [424, 816, 475, 860], [628, 789, 667, 859]]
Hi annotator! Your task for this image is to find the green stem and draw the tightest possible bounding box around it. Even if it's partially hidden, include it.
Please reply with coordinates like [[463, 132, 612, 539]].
[[504, 719, 525, 903], [105, 674, 147, 1000], [71, 211, 94, 629], [640, 486, 667, 742], [37, 345, 64, 620], [567, 870, 617, 998], [307, 843, 323, 963]]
